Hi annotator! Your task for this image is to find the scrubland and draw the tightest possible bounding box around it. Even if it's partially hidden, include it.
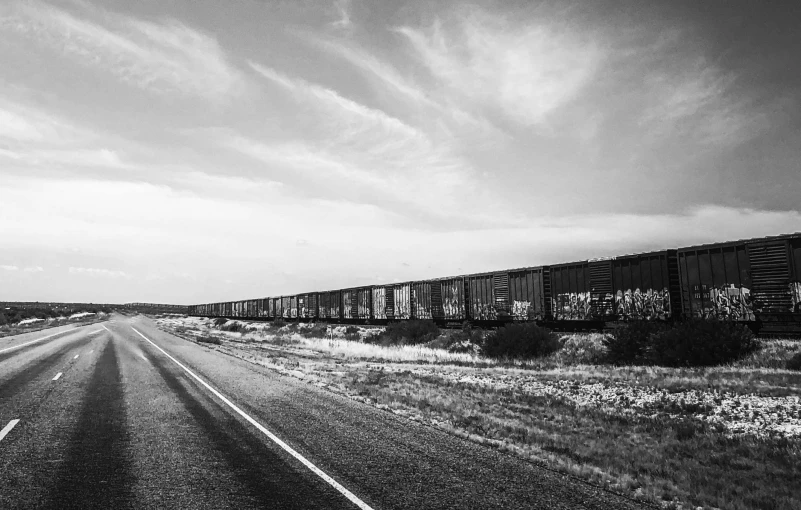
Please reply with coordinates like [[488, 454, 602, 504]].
[[155, 316, 801, 510], [0, 311, 109, 337]]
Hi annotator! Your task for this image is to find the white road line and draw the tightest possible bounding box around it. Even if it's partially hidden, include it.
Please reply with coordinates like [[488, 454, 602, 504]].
[[0, 330, 68, 355], [90, 350, 94, 354], [0, 419, 20, 442], [73, 354, 79, 359], [101, 325, 110, 332], [131, 327, 374, 510], [53, 372, 63, 381]]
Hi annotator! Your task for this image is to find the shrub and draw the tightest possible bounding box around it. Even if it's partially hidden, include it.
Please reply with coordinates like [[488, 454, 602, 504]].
[[556, 334, 608, 364], [647, 319, 760, 367], [272, 318, 286, 328], [787, 352, 801, 371], [446, 323, 484, 354], [300, 324, 329, 338], [213, 318, 228, 327], [219, 321, 244, 332], [483, 323, 560, 359], [375, 320, 441, 345], [196, 335, 222, 345], [603, 321, 669, 365]]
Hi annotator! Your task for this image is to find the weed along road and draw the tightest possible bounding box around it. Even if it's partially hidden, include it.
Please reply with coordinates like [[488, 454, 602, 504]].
[[0, 315, 644, 509]]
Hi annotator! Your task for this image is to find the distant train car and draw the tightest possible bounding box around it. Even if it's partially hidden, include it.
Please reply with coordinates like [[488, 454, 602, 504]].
[[466, 271, 510, 321], [507, 267, 549, 322], [411, 280, 443, 320], [372, 286, 388, 320], [678, 233, 801, 334], [438, 276, 467, 322]]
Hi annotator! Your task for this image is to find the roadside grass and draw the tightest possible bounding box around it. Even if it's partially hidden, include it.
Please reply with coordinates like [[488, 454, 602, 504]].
[[155, 317, 801, 510], [0, 314, 110, 338], [343, 369, 800, 510]]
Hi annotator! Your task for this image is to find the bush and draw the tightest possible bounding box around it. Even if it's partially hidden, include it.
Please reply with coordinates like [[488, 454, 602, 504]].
[[445, 323, 484, 354], [786, 352, 801, 371], [213, 317, 228, 327], [647, 319, 760, 367], [603, 321, 669, 365], [483, 323, 560, 359], [556, 334, 608, 364], [375, 320, 441, 345], [272, 318, 286, 328], [196, 335, 222, 345]]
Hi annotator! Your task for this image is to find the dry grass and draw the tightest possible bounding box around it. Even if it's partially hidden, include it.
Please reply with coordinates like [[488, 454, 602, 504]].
[[156, 317, 801, 510]]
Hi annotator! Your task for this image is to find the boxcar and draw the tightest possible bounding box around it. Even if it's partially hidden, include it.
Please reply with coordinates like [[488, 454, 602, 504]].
[[550, 260, 618, 321], [507, 267, 549, 321], [388, 283, 412, 320], [466, 272, 509, 321], [298, 293, 318, 319], [357, 287, 372, 320], [372, 286, 388, 320], [439, 277, 467, 321], [411, 280, 444, 320], [678, 233, 801, 333], [612, 251, 680, 321]]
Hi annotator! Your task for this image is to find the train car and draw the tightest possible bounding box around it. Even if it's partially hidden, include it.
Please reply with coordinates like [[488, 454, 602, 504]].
[[357, 287, 372, 320], [507, 267, 549, 321], [316, 290, 341, 321], [611, 251, 681, 321], [438, 277, 467, 322], [341, 288, 371, 320], [466, 271, 510, 321], [411, 280, 444, 320], [549, 260, 614, 322], [387, 283, 412, 320], [372, 286, 388, 320], [298, 293, 318, 320], [678, 233, 801, 334]]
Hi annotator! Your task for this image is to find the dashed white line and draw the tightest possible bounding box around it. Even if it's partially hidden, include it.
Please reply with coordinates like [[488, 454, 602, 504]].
[[53, 372, 63, 381], [131, 326, 374, 510], [0, 419, 20, 442], [90, 350, 94, 354], [101, 325, 110, 332], [73, 355, 79, 359]]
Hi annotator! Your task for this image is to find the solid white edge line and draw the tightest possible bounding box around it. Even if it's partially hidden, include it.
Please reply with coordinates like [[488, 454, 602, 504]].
[[101, 324, 110, 332], [0, 419, 20, 442], [0, 330, 69, 355], [131, 326, 374, 510], [53, 372, 62, 381]]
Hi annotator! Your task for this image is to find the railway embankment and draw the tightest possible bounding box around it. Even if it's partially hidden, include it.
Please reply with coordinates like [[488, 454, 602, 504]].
[[156, 315, 801, 510]]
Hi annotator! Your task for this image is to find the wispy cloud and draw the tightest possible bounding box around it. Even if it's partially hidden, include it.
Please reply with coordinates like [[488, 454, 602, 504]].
[[1, 1, 244, 101], [249, 62, 423, 142], [639, 58, 763, 146], [331, 0, 352, 30], [69, 266, 129, 278], [23, 266, 44, 272], [0, 265, 19, 271], [396, 10, 603, 127]]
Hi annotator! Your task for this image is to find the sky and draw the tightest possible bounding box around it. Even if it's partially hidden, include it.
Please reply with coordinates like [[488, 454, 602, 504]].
[[0, 0, 799, 305]]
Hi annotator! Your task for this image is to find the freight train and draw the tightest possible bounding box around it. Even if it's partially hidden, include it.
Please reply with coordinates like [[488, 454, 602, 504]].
[[188, 232, 801, 336]]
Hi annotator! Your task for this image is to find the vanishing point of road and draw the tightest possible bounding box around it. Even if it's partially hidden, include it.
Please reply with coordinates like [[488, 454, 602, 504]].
[[0, 314, 645, 509]]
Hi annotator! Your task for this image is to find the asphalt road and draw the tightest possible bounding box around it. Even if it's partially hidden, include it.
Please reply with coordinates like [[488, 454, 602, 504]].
[[0, 314, 646, 509]]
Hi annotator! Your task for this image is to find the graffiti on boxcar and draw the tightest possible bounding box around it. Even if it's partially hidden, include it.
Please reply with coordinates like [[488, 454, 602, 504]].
[[552, 292, 592, 320], [791, 282, 801, 313], [512, 300, 531, 320], [615, 288, 671, 320], [693, 284, 755, 320], [472, 304, 498, 320], [441, 281, 464, 319]]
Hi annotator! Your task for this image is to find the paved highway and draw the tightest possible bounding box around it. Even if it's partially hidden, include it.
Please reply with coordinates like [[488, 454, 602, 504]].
[[0, 314, 645, 509]]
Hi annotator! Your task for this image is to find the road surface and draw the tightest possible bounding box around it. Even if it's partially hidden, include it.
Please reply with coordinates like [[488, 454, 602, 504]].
[[0, 314, 646, 509]]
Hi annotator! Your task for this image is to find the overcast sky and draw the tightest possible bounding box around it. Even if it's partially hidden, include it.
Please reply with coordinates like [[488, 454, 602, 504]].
[[0, 0, 799, 305]]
